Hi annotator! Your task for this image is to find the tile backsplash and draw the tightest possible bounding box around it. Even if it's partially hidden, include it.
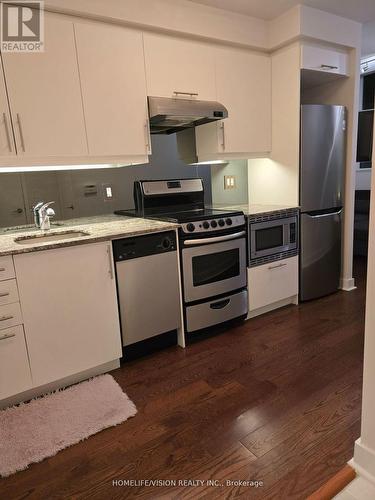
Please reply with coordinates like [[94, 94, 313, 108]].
[[0, 135, 212, 228]]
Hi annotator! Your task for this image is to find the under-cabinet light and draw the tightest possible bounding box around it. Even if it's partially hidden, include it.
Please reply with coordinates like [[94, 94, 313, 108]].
[[0, 163, 138, 173], [190, 160, 228, 166]]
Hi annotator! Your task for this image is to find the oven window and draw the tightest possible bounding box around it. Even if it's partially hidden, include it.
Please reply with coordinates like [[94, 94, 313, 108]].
[[255, 226, 283, 251], [192, 249, 240, 286]]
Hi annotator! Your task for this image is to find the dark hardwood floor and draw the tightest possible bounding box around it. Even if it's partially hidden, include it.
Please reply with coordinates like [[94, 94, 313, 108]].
[[0, 258, 367, 500]]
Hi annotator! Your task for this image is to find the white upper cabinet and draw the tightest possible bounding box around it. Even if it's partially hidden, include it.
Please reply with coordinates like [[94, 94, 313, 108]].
[[143, 33, 216, 100], [0, 70, 16, 157], [74, 22, 150, 158], [196, 47, 271, 160], [2, 13, 87, 158], [300, 43, 348, 76]]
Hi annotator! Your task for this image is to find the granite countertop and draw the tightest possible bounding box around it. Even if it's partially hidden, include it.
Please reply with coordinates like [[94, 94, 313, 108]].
[[0, 214, 179, 256], [211, 203, 300, 216]]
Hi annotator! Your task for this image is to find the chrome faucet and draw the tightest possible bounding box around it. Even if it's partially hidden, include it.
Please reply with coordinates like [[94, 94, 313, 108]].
[[38, 202, 55, 231], [32, 201, 44, 228]]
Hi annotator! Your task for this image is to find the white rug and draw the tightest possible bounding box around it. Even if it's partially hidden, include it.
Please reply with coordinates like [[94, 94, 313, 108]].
[[0, 374, 137, 477]]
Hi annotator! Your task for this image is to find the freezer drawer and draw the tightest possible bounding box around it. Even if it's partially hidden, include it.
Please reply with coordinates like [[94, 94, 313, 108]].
[[186, 290, 248, 333], [300, 210, 342, 301]]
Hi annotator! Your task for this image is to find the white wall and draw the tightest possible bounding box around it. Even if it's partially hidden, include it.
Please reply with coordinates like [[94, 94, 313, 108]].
[[353, 112, 375, 480], [248, 43, 301, 206]]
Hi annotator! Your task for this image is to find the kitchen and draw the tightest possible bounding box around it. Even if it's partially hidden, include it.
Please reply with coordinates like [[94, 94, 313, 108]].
[[0, 1, 373, 499]]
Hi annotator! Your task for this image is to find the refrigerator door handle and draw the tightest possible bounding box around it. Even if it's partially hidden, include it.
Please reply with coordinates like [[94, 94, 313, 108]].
[[307, 209, 342, 218]]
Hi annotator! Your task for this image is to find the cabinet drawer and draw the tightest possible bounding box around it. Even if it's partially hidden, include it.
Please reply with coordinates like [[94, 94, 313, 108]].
[[0, 255, 15, 281], [0, 325, 32, 400], [0, 302, 22, 330], [0, 279, 19, 306], [301, 44, 348, 76], [249, 256, 298, 311]]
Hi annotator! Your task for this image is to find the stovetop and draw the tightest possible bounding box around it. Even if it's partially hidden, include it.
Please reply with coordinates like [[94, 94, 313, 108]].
[[114, 208, 242, 223]]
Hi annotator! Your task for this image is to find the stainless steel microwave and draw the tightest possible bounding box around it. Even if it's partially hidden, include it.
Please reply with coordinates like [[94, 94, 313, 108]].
[[249, 212, 298, 263]]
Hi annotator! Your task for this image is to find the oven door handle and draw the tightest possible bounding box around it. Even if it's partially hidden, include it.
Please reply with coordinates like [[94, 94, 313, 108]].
[[184, 230, 246, 246]]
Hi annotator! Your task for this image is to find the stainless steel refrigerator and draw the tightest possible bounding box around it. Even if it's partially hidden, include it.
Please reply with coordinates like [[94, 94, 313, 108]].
[[300, 104, 346, 301]]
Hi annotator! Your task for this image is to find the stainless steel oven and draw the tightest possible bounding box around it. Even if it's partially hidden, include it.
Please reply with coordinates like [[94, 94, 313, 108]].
[[249, 210, 298, 265], [182, 230, 247, 303]]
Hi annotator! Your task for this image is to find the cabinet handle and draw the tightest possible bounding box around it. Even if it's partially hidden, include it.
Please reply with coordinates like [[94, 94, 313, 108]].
[[320, 64, 338, 70], [173, 91, 198, 97], [3, 113, 12, 152], [220, 122, 225, 150], [0, 292, 10, 297], [16, 113, 26, 152], [0, 315, 13, 322], [107, 245, 114, 280], [0, 332, 16, 341], [268, 263, 287, 270], [144, 120, 152, 155]]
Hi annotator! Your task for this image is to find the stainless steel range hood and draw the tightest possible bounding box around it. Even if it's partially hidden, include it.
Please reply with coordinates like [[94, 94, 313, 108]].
[[148, 96, 228, 135]]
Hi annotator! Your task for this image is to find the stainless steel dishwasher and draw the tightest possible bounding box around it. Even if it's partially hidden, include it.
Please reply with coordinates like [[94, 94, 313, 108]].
[[113, 231, 181, 358]]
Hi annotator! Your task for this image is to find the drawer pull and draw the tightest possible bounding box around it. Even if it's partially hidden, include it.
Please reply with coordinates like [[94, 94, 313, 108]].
[[0, 268, 5, 272], [0, 292, 10, 297], [0, 315, 13, 322], [268, 263, 287, 270], [320, 64, 338, 70], [210, 298, 230, 310], [0, 332, 16, 341], [173, 91, 198, 97]]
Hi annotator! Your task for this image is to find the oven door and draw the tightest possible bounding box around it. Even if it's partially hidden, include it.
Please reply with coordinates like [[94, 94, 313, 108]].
[[182, 232, 247, 303], [250, 217, 296, 260]]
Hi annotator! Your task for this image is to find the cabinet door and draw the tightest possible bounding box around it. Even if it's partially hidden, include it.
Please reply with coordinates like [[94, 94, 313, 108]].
[[301, 44, 348, 76], [144, 33, 216, 100], [75, 22, 150, 157], [196, 48, 271, 157], [0, 325, 32, 400], [249, 256, 298, 311], [2, 13, 87, 157], [0, 69, 16, 156], [14, 242, 122, 386]]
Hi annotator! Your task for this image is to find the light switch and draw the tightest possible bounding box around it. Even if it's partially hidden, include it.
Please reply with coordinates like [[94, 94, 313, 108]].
[[224, 175, 236, 190]]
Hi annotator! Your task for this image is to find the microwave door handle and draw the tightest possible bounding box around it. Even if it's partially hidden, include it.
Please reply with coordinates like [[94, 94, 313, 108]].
[[184, 230, 246, 246]]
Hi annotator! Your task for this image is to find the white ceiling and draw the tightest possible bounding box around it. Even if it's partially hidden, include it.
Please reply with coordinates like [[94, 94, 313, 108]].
[[189, 0, 375, 23]]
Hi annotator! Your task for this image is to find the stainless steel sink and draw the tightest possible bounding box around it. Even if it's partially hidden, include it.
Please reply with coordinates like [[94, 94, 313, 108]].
[[15, 230, 90, 245]]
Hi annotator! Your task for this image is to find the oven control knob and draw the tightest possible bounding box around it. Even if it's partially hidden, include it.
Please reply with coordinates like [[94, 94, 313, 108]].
[[218, 219, 225, 227], [211, 220, 218, 228], [202, 221, 210, 229], [186, 223, 195, 232], [225, 218, 233, 226]]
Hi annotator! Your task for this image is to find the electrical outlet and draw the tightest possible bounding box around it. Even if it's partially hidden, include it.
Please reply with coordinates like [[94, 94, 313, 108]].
[[224, 175, 236, 190]]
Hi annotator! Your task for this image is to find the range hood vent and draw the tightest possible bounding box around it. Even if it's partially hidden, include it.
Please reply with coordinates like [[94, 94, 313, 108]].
[[148, 96, 228, 135]]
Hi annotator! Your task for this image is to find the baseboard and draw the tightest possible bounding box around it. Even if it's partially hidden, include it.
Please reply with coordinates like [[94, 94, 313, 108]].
[[307, 464, 356, 499], [340, 276, 357, 292], [352, 439, 375, 485], [247, 295, 298, 319], [0, 359, 120, 409]]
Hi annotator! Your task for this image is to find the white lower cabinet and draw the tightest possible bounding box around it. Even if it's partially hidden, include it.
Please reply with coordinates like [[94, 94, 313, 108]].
[[14, 242, 122, 387], [0, 325, 32, 400], [248, 256, 298, 313]]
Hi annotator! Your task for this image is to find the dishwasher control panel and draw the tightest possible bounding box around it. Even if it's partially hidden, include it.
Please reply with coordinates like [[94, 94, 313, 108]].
[[113, 231, 177, 261]]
